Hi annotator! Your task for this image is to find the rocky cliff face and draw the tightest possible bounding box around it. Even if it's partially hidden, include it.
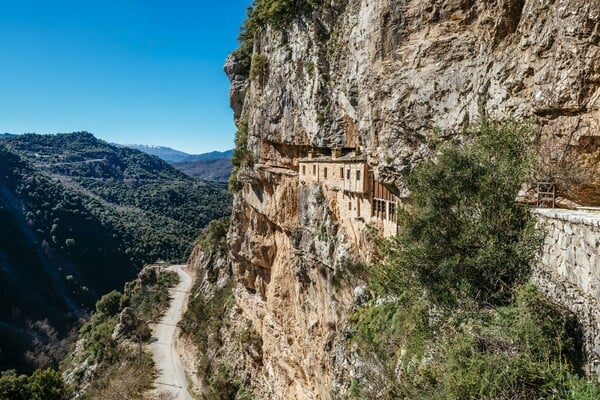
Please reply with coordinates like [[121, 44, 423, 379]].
[[220, 1, 599, 398]]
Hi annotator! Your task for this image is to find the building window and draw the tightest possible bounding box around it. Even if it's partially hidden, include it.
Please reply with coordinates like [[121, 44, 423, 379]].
[[356, 199, 361, 217], [389, 202, 396, 223], [340, 167, 344, 178], [356, 170, 361, 181], [324, 167, 328, 178], [302, 165, 306, 175], [348, 201, 352, 211], [313, 165, 316, 175], [346, 169, 350, 179], [374, 199, 386, 220]]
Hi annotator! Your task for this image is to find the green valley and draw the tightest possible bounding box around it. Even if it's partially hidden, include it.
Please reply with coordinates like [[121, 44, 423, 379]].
[[0, 132, 231, 372]]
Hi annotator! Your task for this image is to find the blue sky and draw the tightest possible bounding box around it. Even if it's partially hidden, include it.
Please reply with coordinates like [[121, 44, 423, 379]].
[[0, 1, 251, 153]]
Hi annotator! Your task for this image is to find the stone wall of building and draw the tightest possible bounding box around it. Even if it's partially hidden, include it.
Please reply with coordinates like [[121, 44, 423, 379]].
[[533, 208, 600, 379]]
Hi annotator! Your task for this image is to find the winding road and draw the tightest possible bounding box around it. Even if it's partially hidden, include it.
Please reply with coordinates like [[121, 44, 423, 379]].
[[150, 264, 194, 400]]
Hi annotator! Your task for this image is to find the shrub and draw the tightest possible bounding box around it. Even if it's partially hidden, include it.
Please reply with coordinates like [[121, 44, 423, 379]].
[[0, 369, 72, 400], [249, 54, 268, 82], [95, 290, 123, 317], [197, 217, 230, 254], [27, 369, 73, 400], [232, 0, 320, 76], [0, 373, 29, 400], [374, 119, 538, 304], [229, 118, 253, 192], [346, 120, 600, 399]]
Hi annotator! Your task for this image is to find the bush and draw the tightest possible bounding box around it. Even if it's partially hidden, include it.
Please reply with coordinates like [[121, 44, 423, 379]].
[[375, 119, 538, 304], [95, 290, 123, 317], [232, 0, 320, 76], [229, 118, 253, 192], [0, 373, 29, 400], [0, 369, 72, 400], [27, 369, 73, 400], [197, 217, 230, 254], [346, 120, 600, 399], [249, 54, 268, 82]]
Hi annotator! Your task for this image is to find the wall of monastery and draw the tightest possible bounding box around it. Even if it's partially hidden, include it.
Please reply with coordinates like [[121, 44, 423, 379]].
[[299, 156, 399, 239], [533, 208, 600, 379]]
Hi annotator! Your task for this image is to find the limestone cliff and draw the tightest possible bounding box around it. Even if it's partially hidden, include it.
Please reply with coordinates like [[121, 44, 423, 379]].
[[214, 1, 600, 399]]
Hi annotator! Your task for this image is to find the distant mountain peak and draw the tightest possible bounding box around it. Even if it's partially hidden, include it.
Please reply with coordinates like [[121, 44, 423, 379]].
[[119, 143, 233, 164]]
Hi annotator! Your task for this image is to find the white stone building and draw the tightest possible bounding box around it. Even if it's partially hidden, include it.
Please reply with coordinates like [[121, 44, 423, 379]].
[[299, 149, 399, 238]]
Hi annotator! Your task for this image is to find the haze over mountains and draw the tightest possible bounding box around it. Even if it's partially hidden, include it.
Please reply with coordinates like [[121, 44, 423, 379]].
[[121, 144, 233, 164], [0, 132, 231, 371], [120, 144, 233, 182]]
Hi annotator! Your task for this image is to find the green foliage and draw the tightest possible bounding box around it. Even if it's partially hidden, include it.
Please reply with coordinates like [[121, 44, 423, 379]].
[[231, 118, 252, 168], [202, 362, 254, 400], [249, 53, 268, 82], [180, 278, 236, 395], [197, 217, 230, 254], [180, 279, 234, 355], [561, 374, 600, 400], [68, 267, 180, 398], [349, 285, 599, 399], [0, 133, 230, 371], [346, 120, 600, 399], [85, 318, 117, 361], [229, 118, 253, 192], [0, 372, 29, 400], [229, 166, 243, 192], [374, 119, 538, 304], [3, 132, 232, 270], [27, 368, 73, 400], [95, 290, 123, 317], [0, 369, 72, 400], [206, 364, 238, 399], [129, 282, 171, 323], [232, 0, 321, 76]]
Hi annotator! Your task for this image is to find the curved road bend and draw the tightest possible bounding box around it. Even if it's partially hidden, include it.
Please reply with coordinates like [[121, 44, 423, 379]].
[[151, 264, 194, 400]]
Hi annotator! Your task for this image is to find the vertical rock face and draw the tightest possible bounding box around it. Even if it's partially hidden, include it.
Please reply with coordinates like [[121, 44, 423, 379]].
[[224, 1, 599, 398]]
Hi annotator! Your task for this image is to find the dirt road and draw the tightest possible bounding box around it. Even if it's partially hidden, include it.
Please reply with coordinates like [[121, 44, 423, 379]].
[[150, 264, 194, 400]]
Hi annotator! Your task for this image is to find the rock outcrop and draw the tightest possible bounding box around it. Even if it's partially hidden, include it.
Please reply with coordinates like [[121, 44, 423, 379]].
[[218, 1, 600, 399]]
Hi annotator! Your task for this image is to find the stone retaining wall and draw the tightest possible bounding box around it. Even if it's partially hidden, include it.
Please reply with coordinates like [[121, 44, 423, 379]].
[[533, 208, 600, 379]]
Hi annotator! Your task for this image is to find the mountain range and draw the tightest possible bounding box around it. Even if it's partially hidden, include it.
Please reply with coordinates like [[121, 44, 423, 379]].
[[119, 144, 233, 164], [108, 144, 234, 182], [2, 136, 234, 183]]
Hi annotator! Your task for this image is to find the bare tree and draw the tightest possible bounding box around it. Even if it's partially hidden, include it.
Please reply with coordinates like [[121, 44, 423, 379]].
[[532, 136, 594, 202]]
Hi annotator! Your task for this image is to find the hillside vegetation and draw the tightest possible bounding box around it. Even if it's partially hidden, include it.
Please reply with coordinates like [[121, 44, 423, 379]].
[[0, 132, 231, 372], [172, 158, 233, 182], [345, 120, 600, 399]]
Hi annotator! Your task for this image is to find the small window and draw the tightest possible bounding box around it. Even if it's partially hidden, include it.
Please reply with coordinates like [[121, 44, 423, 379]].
[[348, 202, 352, 210], [340, 167, 344, 178], [313, 165, 316, 175], [324, 167, 328, 178], [356, 170, 361, 181], [346, 169, 350, 179], [302, 165, 306, 175]]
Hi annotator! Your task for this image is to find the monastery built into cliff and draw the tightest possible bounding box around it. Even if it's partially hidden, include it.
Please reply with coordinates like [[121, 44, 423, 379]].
[[298, 148, 399, 238]]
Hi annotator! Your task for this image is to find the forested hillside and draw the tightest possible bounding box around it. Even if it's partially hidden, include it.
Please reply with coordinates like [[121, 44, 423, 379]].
[[0, 132, 231, 372], [172, 158, 233, 182]]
